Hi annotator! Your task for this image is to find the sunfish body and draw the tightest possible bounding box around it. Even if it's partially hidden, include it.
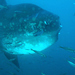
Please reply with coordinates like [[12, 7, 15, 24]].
[[0, 0, 61, 68]]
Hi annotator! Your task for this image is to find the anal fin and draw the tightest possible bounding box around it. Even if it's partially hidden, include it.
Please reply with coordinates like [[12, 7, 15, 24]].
[[4, 52, 20, 68]]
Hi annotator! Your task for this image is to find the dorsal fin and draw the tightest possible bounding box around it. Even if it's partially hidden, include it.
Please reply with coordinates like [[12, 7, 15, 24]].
[[0, 0, 7, 6]]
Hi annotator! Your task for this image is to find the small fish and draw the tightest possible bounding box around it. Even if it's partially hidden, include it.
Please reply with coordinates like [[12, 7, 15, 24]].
[[67, 60, 75, 67], [31, 49, 46, 57], [41, 72, 45, 75], [69, 56, 75, 60], [33, 30, 44, 36], [0, 5, 7, 9], [14, 43, 22, 47], [9, 58, 16, 62], [6, 71, 16, 75], [59, 46, 75, 52]]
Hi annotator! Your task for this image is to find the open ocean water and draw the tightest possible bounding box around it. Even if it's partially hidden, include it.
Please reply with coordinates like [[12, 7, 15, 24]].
[[0, 0, 75, 75]]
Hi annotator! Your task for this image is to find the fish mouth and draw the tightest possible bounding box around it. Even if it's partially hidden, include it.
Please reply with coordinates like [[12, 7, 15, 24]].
[[2, 32, 57, 55]]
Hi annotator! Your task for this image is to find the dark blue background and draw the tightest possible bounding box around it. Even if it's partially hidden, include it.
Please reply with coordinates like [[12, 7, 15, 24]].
[[0, 0, 75, 75]]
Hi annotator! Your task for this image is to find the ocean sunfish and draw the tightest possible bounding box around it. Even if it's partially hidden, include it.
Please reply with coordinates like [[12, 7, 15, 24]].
[[0, 0, 62, 68]]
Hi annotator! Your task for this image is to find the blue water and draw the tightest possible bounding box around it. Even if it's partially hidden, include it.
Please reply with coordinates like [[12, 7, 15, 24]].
[[0, 0, 75, 75]]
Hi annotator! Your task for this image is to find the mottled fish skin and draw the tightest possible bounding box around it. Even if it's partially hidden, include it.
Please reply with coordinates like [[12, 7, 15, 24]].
[[0, 4, 60, 36], [0, 1, 61, 55]]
